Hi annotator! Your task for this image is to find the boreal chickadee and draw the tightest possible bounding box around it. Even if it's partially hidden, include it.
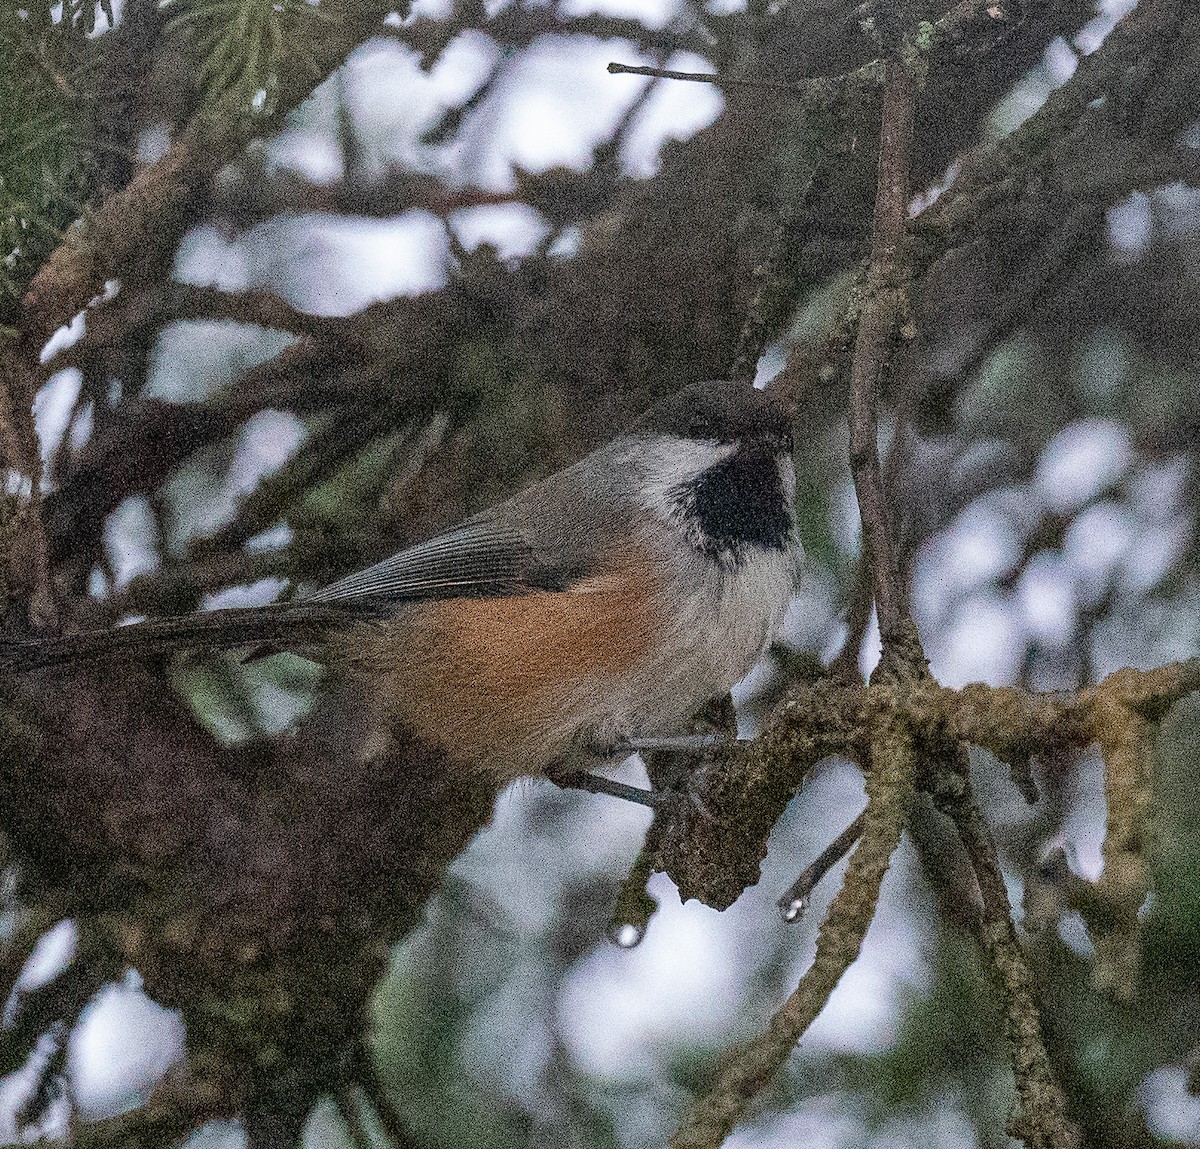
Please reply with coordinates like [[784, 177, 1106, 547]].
[[317, 380, 800, 778], [4, 382, 800, 782]]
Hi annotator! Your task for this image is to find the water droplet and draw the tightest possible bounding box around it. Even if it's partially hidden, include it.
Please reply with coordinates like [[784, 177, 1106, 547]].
[[780, 895, 809, 923], [607, 922, 646, 949]]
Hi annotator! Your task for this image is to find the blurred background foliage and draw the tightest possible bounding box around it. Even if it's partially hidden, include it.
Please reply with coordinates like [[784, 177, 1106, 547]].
[[2, 0, 1200, 1146]]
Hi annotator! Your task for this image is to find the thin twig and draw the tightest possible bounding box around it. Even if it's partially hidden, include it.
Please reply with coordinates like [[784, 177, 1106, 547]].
[[777, 811, 866, 921], [905, 789, 984, 938], [829, 554, 875, 681], [730, 164, 818, 388], [769, 291, 860, 417], [104, 550, 288, 620], [880, 321, 920, 622], [606, 62, 803, 92], [193, 404, 396, 559], [606, 59, 882, 107], [165, 284, 357, 342], [43, 287, 357, 377], [914, 218, 1091, 419], [335, 1088, 375, 1149], [846, 57, 916, 643], [392, 7, 709, 65]]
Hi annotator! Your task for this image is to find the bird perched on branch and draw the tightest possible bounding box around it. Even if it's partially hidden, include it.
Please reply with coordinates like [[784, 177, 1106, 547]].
[[2, 382, 800, 783]]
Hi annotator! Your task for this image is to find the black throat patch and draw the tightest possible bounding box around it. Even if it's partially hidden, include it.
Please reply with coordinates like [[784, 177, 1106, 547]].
[[672, 446, 793, 561]]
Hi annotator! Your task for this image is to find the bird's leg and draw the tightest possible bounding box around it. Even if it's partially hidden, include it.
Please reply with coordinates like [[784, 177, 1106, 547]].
[[551, 771, 667, 809], [550, 731, 734, 810], [548, 734, 668, 807], [619, 733, 730, 753]]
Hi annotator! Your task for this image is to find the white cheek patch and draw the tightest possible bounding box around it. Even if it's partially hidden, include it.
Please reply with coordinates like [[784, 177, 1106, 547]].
[[629, 435, 738, 526]]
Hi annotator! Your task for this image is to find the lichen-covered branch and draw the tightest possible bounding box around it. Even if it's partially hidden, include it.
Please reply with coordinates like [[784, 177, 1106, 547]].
[[649, 659, 1200, 1147], [650, 677, 866, 910], [944, 783, 1082, 1149], [668, 708, 915, 1149]]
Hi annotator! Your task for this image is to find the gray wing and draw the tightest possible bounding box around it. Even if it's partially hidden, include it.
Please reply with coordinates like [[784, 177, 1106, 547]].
[[308, 438, 635, 608], [305, 517, 586, 606]]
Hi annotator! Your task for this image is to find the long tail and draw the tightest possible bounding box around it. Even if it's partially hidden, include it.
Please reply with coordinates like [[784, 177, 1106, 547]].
[[0, 604, 370, 672]]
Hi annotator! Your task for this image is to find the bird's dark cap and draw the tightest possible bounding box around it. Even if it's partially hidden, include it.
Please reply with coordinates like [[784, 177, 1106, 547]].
[[629, 381, 793, 448]]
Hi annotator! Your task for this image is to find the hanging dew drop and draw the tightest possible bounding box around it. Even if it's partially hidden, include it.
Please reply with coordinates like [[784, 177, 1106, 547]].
[[781, 895, 809, 923], [607, 922, 646, 949]]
